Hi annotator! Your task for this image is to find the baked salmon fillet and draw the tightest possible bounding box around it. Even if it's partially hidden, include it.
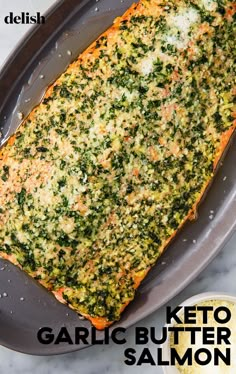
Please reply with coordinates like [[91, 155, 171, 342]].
[[0, 0, 235, 329]]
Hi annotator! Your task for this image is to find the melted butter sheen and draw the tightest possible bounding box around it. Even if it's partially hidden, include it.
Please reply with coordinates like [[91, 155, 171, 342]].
[[0, 0, 235, 323]]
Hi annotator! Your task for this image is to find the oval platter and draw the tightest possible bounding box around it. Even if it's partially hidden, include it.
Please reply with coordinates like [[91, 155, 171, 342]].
[[0, 0, 235, 355]]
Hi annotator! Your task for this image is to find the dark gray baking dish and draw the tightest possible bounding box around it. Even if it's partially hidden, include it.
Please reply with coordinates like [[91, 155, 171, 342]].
[[0, 0, 235, 355]]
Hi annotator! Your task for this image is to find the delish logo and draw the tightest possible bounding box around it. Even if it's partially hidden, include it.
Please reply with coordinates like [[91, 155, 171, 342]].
[[4, 12, 45, 25]]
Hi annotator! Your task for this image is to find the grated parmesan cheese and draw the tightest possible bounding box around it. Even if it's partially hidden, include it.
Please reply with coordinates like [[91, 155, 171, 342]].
[[201, 0, 217, 11], [169, 7, 200, 31], [140, 55, 155, 75], [166, 7, 200, 49]]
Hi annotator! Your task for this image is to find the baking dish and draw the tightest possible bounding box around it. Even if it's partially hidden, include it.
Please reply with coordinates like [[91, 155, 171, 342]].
[[0, 0, 235, 354]]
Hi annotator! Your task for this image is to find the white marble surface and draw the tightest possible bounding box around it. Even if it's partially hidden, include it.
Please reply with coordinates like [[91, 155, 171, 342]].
[[0, 1, 236, 373]]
